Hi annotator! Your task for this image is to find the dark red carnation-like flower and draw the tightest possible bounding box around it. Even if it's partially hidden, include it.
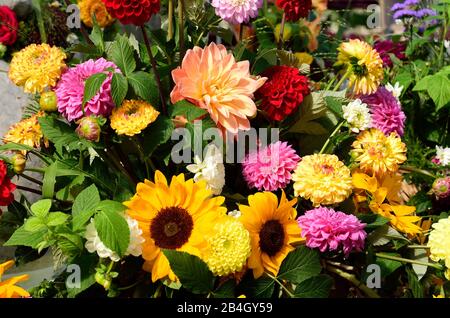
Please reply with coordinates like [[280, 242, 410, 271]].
[[373, 40, 406, 68], [256, 66, 310, 121], [102, 0, 160, 26], [0, 6, 18, 46], [276, 0, 312, 22], [0, 160, 16, 207]]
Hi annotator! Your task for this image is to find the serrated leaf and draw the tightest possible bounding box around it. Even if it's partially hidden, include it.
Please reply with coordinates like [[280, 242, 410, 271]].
[[57, 233, 84, 256], [30, 199, 52, 218], [4, 225, 47, 248], [239, 275, 274, 298], [278, 246, 321, 284], [89, 16, 104, 52], [38, 116, 80, 154], [376, 253, 402, 277], [46, 212, 70, 227], [94, 206, 129, 256], [66, 253, 98, 297], [142, 115, 174, 157], [128, 71, 159, 107], [277, 50, 300, 68], [168, 100, 208, 122], [357, 214, 390, 230], [414, 72, 450, 111], [107, 34, 136, 76], [294, 275, 333, 298], [82, 72, 108, 109], [212, 280, 235, 298], [72, 184, 100, 231], [324, 96, 344, 117], [111, 73, 128, 107]]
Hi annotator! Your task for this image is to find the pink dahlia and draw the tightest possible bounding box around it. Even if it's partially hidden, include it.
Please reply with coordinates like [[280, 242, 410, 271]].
[[297, 207, 367, 257], [360, 86, 406, 136], [55, 58, 119, 122], [242, 141, 300, 191], [211, 0, 263, 25]]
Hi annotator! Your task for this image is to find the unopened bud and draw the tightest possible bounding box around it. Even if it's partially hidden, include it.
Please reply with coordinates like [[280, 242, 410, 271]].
[[75, 116, 101, 142], [11, 153, 26, 174], [39, 91, 58, 112], [431, 177, 450, 199], [95, 272, 112, 290]]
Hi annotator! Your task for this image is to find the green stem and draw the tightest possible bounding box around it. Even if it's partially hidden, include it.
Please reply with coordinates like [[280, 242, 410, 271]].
[[277, 13, 286, 52], [319, 121, 345, 154], [400, 166, 436, 178], [406, 245, 430, 249], [266, 273, 295, 298], [438, 6, 448, 68], [324, 76, 337, 91], [333, 69, 350, 92], [106, 260, 115, 274], [32, 0, 47, 43], [24, 167, 45, 174], [375, 253, 443, 270], [178, 0, 185, 60], [327, 265, 380, 298]]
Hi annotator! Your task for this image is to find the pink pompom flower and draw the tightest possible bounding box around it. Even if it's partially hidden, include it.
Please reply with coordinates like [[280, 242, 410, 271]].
[[297, 207, 367, 257], [55, 58, 119, 122], [242, 141, 300, 191], [211, 0, 263, 25]]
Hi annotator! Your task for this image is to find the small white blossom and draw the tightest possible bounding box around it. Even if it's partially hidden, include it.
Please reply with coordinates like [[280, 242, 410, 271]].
[[444, 40, 450, 55], [436, 146, 450, 166], [85, 215, 145, 262], [342, 99, 372, 133], [186, 143, 225, 195], [66, 33, 79, 46], [228, 210, 241, 218], [386, 82, 404, 101]]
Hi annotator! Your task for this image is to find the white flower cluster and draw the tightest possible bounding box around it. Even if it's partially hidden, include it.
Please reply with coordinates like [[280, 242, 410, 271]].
[[436, 146, 450, 166], [342, 99, 372, 133]]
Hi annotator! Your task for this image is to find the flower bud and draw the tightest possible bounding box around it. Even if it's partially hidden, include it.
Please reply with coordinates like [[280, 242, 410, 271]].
[[431, 177, 450, 199], [95, 272, 112, 290], [0, 44, 6, 59], [39, 91, 58, 112], [11, 153, 26, 174], [75, 116, 101, 142]]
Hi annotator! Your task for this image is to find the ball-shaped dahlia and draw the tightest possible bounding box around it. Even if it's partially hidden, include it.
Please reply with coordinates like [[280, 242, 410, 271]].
[[428, 216, 450, 280], [360, 86, 406, 136], [102, 0, 160, 26], [242, 141, 300, 191], [55, 58, 119, 122], [256, 65, 310, 121], [276, 0, 312, 22], [297, 207, 367, 257], [211, 0, 263, 25]]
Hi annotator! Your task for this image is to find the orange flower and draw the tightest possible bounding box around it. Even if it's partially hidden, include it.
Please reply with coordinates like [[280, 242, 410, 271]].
[[170, 43, 266, 135]]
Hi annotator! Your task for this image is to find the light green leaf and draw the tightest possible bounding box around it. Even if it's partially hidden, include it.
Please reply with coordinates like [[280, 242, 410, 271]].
[[72, 184, 100, 230], [168, 100, 208, 121], [24, 217, 46, 232], [4, 225, 47, 248], [111, 73, 128, 107], [42, 162, 58, 199], [30, 199, 52, 218], [414, 72, 450, 111], [46, 212, 70, 227], [278, 246, 322, 284], [94, 207, 129, 256]]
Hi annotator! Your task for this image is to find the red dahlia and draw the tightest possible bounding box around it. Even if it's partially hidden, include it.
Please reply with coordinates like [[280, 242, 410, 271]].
[[0, 160, 16, 207], [0, 6, 18, 46], [102, 0, 160, 26], [276, 0, 312, 22], [256, 66, 310, 121]]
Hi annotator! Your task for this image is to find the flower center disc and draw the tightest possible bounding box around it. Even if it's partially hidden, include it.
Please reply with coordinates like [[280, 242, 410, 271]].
[[150, 206, 194, 249], [259, 220, 285, 256]]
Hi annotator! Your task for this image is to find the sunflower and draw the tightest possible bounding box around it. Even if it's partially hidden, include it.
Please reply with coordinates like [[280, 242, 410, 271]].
[[110, 100, 160, 136], [0, 260, 30, 298], [239, 191, 303, 278], [351, 128, 406, 177], [335, 39, 383, 95], [8, 43, 66, 94], [292, 154, 353, 206], [3, 111, 46, 152], [124, 171, 227, 282]]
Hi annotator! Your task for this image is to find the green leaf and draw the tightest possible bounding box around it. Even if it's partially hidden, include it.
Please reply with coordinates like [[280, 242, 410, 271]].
[[357, 214, 390, 230], [82, 72, 108, 109], [38, 116, 80, 154], [278, 246, 321, 284], [324, 96, 344, 117], [95, 200, 126, 214], [376, 253, 402, 277], [94, 206, 130, 256], [239, 275, 274, 298], [212, 280, 235, 298], [42, 162, 58, 199], [289, 92, 332, 134], [294, 275, 333, 298], [4, 225, 47, 248], [406, 267, 424, 298], [89, 15, 104, 52], [0, 143, 34, 153], [46, 212, 70, 227], [162, 250, 215, 294], [168, 100, 208, 121], [111, 73, 128, 107], [72, 184, 100, 230], [30, 199, 52, 218], [67, 253, 98, 297], [142, 115, 174, 157], [57, 233, 84, 256], [24, 217, 46, 232], [128, 71, 159, 106], [107, 34, 136, 76], [414, 72, 450, 111]]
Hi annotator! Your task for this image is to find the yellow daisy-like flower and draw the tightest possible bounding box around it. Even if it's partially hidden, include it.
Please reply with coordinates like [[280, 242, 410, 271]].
[[3, 112, 46, 151], [110, 100, 160, 136], [78, 0, 115, 28], [351, 128, 407, 177], [292, 154, 353, 206], [239, 191, 303, 278], [335, 39, 383, 95], [202, 216, 251, 277], [0, 260, 30, 298], [428, 217, 450, 280], [8, 44, 66, 94], [124, 171, 227, 282]]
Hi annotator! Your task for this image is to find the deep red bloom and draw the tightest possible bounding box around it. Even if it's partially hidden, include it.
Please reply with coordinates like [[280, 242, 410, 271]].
[[102, 0, 160, 26], [0, 160, 16, 206], [0, 6, 18, 46], [276, 0, 312, 22], [256, 66, 310, 121], [373, 40, 406, 68]]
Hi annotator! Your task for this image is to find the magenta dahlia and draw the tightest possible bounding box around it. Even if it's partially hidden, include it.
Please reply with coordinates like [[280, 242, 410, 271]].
[[211, 0, 263, 25], [55, 58, 119, 122], [360, 86, 406, 136], [242, 141, 300, 191], [297, 207, 367, 257]]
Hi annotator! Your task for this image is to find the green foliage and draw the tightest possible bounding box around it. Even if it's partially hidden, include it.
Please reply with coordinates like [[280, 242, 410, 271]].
[[277, 246, 322, 284], [107, 34, 136, 76], [82, 73, 108, 109], [294, 275, 333, 298], [111, 73, 128, 107], [413, 67, 450, 111]]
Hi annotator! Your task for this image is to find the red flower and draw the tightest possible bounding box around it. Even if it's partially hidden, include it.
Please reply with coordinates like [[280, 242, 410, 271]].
[[256, 66, 310, 121], [276, 0, 312, 22], [102, 0, 160, 26], [373, 40, 406, 68], [0, 160, 16, 207], [0, 6, 18, 46]]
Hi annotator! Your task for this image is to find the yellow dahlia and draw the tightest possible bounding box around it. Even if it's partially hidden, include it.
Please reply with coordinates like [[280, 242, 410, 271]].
[[351, 128, 406, 177], [428, 217, 450, 280], [3, 112, 46, 151], [79, 0, 115, 28], [335, 39, 383, 95], [0, 260, 30, 298], [8, 44, 66, 94], [202, 216, 251, 277], [110, 100, 160, 136], [292, 154, 353, 206], [124, 171, 227, 282], [239, 191, 303, 278]]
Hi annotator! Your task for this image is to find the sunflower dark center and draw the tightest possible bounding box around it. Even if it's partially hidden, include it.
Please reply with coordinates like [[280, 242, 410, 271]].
[[349, 56, 368, 76], [150, 206, 193, 249], [259, 220, 285, 256]]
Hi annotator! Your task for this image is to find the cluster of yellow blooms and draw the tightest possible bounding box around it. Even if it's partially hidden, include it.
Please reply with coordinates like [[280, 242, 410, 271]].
[[0, 261, 29, 298]]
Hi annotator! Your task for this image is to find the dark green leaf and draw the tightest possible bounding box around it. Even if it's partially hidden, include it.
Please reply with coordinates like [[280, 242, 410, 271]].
[[406, 267, 424, 298], [38, 116, 79, 154], [168, 100, 208, 121], [142, 115, 174, 157], [128, 71, 159, 106], [357, 214, 390, 230], [294, 275, 333, 298], [212, 280, 235, 298], [239, 275, 274, 298], [107, 34, 136, 76], [82, 73, 108, 109], [111, 73, 128, 107], [66, 253, 98, 297], [278, 246, 321, 284]]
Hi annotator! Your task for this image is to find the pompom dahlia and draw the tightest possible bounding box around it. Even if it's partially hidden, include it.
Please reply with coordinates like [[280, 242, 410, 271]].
[[242, 141, 300, 191], [110, 100, 160, 136], [55, 58, 119, 122], [297, 207, 367, 257], [256, 65, 310, 121], [276, 0, 312, 22], [170, 43, 266, 135], [428, 216, 450, 280], [360, 86, 406, 136], [211, 0, 263, 25], [0, 160, 16, 207], [342, 99, 371, 133], [102, 0, 159, 26], [3, 112, 45, 151], [79, 0, 115, 28]]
